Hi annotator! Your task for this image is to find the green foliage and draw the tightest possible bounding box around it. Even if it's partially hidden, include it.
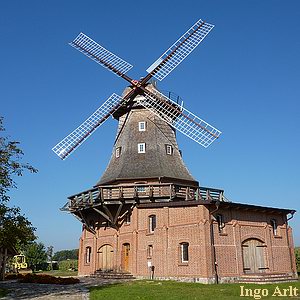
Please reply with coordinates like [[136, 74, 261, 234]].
[[0, 117, 37, 280], [23, 242, 47, 272], [0, 117, 37, 250], [295, 247, 300, 273], [90, 280, 300, 300], [0, 116, 38, 203], [58, 259, 78, 271], [0, 288, 8, 297], [53, 249, 79, 261], [0, 205, 36, 251]]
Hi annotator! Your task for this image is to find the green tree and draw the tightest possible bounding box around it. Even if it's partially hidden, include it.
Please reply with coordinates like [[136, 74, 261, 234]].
[[0, 116, 37, 280], [295, 247, 300, 273], [53, 249, 79, 261], [47, 246, 54, 270], [0, 117, 37, 203], [24, 242, 47, 272]]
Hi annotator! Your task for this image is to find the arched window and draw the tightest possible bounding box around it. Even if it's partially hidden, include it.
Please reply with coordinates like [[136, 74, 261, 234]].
[[147, 245, 153, 258], [148, 215, 156, 233], [216, 214, 225, 233], [85, 246, 92, 264], [180, 242, 189, 263], [125, 213, 131, 225], [270, 219, 278, 236]]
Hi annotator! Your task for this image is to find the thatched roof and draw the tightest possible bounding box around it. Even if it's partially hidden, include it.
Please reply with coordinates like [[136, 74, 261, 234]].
[[96, 87, 198, 186]]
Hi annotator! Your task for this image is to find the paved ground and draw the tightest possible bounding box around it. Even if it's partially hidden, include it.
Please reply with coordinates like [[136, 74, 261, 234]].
[[0, 277, 123, 300]]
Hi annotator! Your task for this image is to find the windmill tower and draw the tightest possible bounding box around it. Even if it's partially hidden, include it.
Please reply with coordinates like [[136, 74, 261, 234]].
[[97, 84, 198, 187], [53, 18, 223, 232], [53, 18, 224, 274]]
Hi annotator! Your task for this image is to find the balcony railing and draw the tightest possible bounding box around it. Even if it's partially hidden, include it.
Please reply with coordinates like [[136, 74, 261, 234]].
[[64, 183, 225, 211]]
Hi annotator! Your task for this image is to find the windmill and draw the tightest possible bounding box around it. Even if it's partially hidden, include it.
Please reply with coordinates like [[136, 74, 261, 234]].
[[52, 19, 221, 160]]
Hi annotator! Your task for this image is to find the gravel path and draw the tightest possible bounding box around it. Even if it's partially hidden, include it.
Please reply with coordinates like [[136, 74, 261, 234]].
[[0, 277, 123, 300]]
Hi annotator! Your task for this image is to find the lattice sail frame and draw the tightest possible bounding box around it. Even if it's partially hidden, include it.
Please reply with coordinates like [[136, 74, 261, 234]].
[[146, 19, 214, 81], [52, 93, 123, 160], [70, 32, 133, 76], [140, 89, 221, 148]]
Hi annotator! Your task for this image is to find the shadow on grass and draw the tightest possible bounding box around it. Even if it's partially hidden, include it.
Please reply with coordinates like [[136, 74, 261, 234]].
[[0, 288, 8, 298]]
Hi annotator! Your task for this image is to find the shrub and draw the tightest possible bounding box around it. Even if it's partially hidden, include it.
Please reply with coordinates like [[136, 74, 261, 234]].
[[58, 259, 78, 271], [295, 248, 300, 273]]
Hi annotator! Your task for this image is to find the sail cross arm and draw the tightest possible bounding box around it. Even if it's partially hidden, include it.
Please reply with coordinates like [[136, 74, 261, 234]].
[[146, 19, 214, 81], [70, 32, 133, 78], [52, 93, 124, 160]]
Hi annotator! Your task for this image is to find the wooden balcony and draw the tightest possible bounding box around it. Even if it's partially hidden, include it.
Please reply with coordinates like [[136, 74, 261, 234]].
[[63, 183, 225, 212]]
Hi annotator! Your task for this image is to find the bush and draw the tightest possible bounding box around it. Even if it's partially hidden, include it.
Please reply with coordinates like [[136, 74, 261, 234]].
[[18, 273, 80, 285], [295, 248, 300, 273], [58, 259, 78, 271]]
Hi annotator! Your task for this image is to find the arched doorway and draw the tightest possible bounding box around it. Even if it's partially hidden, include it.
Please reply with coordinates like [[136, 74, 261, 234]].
[[121, 243, 130, 272], [242, 239, 267, 274], [98, 244, 114, 271]]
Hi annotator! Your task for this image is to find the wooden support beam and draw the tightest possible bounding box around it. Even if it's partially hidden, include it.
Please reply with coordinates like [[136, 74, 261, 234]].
[[93, 207, 111, 223], [77, 211, 96, 234], [113, 203, 124, 224], [102, 204, 114, 221]]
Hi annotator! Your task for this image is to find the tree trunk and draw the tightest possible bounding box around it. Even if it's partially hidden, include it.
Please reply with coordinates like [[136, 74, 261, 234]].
[[0, 248, 7, 281]]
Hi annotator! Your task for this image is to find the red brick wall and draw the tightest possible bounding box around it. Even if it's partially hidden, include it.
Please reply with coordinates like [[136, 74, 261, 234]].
[[78, 203, 297, 282]]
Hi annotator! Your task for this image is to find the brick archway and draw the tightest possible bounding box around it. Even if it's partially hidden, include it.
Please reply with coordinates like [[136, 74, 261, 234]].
[[98, 244, 114, 271]]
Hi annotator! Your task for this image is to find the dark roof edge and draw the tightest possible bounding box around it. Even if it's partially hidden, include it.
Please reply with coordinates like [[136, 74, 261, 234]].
[[95, 176, 199, 187], [137, 199, 296, 214], [214, 200, 296, 214]]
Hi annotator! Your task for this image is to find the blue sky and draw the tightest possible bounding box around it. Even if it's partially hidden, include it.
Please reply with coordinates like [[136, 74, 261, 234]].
[[1, 0, 299, 251]]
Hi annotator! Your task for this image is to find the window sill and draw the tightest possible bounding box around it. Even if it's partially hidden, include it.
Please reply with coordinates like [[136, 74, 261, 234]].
[[146, 232, 154, 236], [274, 235, 282, 239], [219, 232, 228, 236], [178, 262, 189, 266]]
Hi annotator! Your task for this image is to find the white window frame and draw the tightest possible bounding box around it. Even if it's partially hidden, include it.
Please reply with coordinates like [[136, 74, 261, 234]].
[[166, 144, 173, 155], [180, 243, 189, 263], [115, 147, 121, 158], [125, 213, 131, 225], [138, 143, 146, 153], [271, 219, 278, 236], [139, 121, 146, 131], [85, 246, 92, 264], [147, 245, 153, 258], [149, 215, 156, 233], [216, 214, 225, 233]]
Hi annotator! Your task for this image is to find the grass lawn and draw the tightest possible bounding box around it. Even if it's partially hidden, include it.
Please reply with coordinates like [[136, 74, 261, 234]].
[[0, 289, 8, 298], [90, 280, 300, 300]]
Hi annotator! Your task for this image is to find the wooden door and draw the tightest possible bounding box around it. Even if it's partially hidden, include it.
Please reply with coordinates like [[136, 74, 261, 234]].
[[98, 244, 114, 270], [122, 243, 130, 272], [242, 239, 267, 273]]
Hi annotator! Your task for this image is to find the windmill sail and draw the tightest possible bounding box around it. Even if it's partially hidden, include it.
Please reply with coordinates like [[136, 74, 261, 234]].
[[52, 93, 124, 160], [140, 88, 221, 148], [146, 19, 214, 81], [70, 32, 133, 78]]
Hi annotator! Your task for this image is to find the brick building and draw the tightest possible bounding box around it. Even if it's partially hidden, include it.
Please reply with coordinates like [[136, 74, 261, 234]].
[[64, 87, 297, 283]]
